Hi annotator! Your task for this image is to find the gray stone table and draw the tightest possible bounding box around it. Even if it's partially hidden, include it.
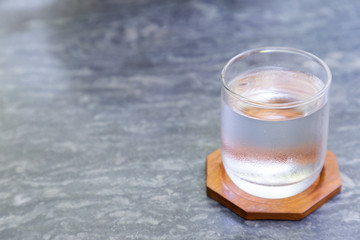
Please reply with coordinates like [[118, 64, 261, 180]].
[[0, 0, 359, 239]]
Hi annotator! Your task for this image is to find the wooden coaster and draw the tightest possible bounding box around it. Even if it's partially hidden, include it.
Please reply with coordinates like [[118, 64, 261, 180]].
[[206, 149, 342, 220]]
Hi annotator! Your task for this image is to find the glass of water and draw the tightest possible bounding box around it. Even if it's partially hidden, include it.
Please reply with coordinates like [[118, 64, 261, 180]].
[[221, 47, 331, 199]]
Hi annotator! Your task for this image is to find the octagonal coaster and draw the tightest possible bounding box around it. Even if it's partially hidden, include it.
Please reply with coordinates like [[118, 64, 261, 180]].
[[206, 149, 342, 220]]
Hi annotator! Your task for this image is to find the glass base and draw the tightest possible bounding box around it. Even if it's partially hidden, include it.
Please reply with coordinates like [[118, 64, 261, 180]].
[[226, 170, 321, 199]]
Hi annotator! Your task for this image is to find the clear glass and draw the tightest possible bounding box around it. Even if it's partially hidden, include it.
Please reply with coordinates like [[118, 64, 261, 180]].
[[221, 47, 331, 199]]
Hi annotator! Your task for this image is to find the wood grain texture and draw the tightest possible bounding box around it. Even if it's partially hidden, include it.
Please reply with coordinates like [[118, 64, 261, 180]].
[[206, 149, 342, 220]]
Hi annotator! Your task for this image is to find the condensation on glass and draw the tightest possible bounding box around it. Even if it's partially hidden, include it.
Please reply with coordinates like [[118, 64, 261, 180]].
[[221, 47, 331, 199]]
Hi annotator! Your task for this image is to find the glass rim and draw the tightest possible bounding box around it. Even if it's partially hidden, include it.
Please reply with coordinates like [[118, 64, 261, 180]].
[[220, 47, 332, 109]]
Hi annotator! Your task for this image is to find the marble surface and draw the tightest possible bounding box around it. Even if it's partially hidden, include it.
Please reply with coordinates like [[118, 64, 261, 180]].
[[0, 0, 359, 239]]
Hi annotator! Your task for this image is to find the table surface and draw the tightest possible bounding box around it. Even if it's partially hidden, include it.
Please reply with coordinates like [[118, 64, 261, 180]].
[[0, 0, 359, 239]]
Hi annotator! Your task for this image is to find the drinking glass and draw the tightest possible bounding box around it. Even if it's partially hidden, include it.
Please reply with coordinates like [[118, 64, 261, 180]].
[[221, 47, 331, 199]]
